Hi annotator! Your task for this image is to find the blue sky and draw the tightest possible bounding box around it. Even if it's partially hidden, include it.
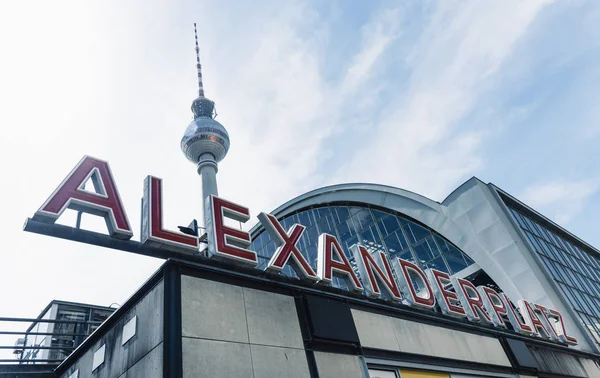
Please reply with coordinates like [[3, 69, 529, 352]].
[[0, 0, 599, 357]]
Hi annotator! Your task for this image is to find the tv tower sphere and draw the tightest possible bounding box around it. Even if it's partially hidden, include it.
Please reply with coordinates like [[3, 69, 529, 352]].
[[180, 97, 230, 164]]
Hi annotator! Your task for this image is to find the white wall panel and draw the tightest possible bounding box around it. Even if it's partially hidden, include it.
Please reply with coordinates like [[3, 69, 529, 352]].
[[314, 351, 365, 378], [352, 309, 511, 367], [580, 357, 600, 378], [181, 275, 248, 343]]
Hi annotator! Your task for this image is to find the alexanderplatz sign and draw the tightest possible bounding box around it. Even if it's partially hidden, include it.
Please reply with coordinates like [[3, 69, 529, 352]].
[[25, 156, 579, 347]]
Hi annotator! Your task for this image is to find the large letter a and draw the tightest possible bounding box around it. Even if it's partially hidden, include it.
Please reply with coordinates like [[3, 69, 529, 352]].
[[34, 156, 132, 239]]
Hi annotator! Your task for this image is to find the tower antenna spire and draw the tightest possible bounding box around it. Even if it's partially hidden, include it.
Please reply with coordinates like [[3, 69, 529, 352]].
[[194, 22, 205, 98]]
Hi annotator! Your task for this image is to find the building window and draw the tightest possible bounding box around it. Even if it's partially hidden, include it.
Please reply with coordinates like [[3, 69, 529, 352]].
[[121, 316, 137, 345], [398, 370, 449, 378], [92, 344, 105, 371], [507, 206, 600, 346], [369, 369, 398, 378]]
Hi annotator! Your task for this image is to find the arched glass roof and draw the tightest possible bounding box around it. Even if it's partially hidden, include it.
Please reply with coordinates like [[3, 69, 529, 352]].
[[250, 203, 475, 292]]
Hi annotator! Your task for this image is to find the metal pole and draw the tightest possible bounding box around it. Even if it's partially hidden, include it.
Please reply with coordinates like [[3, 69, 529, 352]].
[[75, 211, 83, 229]]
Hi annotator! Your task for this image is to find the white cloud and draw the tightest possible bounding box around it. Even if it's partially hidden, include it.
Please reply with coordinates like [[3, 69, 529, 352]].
[[341, 8, 402, 95], [521, 178, 600, 224], [334, 1, 552, 200], [211, 3, 405, 219]]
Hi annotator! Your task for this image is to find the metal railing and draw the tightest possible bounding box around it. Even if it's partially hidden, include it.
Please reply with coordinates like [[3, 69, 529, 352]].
[[0, 316, 104, 364]]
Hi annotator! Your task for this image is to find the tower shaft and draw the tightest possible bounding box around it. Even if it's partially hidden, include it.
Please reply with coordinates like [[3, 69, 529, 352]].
[[197, 153, 219, 204]]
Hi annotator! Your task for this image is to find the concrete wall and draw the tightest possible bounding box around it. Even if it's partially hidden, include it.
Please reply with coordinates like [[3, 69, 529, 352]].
[[352, 309, 511, 367], [180, 275, 313, 378], [582, 358, 600, 378], [59, 280, 164, 378]]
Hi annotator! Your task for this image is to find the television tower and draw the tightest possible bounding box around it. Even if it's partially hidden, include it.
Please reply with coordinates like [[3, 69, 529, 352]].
[[181, 24, 230, 219]]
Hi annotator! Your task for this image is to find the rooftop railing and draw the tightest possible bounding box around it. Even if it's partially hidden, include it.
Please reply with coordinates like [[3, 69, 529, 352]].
[[0, 316, 104, 364]]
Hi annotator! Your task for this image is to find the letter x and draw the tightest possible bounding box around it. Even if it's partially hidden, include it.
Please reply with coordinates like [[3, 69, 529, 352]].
[[257, 213, 319, 281]]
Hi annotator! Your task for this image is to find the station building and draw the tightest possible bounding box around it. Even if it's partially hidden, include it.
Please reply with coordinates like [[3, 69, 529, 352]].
[[47, 178, 600, 378]]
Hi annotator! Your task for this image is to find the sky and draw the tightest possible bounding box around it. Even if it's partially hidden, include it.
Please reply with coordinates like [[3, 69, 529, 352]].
[[1, 0, 600, 358]]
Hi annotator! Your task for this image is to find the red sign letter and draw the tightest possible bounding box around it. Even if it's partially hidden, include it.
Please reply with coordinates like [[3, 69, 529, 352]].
[[392, 258, 435, 309], [478, 286, 507, 328], [452, 278, 493, 324], [34, 156, 132, 239], [206, 196, 257, 266], [519, 300, 552, 339], [141, 176, 199, 253], [547, 308, 578, 345], [257, 212, 318, 281], [352, 244, 401, 301], [533, 303, 559, 341], [317, 233, 363, 292], [426, 269, 465, 318], [502, 293, 534, 335]]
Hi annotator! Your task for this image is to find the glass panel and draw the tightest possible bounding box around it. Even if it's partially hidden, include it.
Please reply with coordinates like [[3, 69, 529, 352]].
[[511, 210, 527, 229], [538, 240, 554, 259], [371, 209, 388, 220], [561, 285, 583, 312], [355, 208, 374, 229], [425, 236, 441, 258], [523, 217, 538, 235], [305, 225, 319, 244], [396, 248, 414, 263], [541, 256, 562, 282], [408, 222, 430, 243], [526, 233, 542, 254], [306, 244, 318, 268], [343, 235, 359, 256], [262, 240, 276, 257], [359, 226, 379, 246], [445, 246, 468, 274], [425, 256, 449, 274], [282, 214, 298, 230], [402, 224, 416, 244], [413, 241, 435, 263], [368, 369, 397, 378], [348, 206, 362, 216], [297, 210, 314, 227], [336, 219, 352, 240], [463, 253, 475, 265], [384, 232, 403, 254], [399, 370, 450, 378], [434, 235, 450, 254], [508, 207, 600, 345], [316, 213, 335, 236], [553, 235, 569, 253], [379, 215, 400, 236], [334, 207, 350, 223]]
